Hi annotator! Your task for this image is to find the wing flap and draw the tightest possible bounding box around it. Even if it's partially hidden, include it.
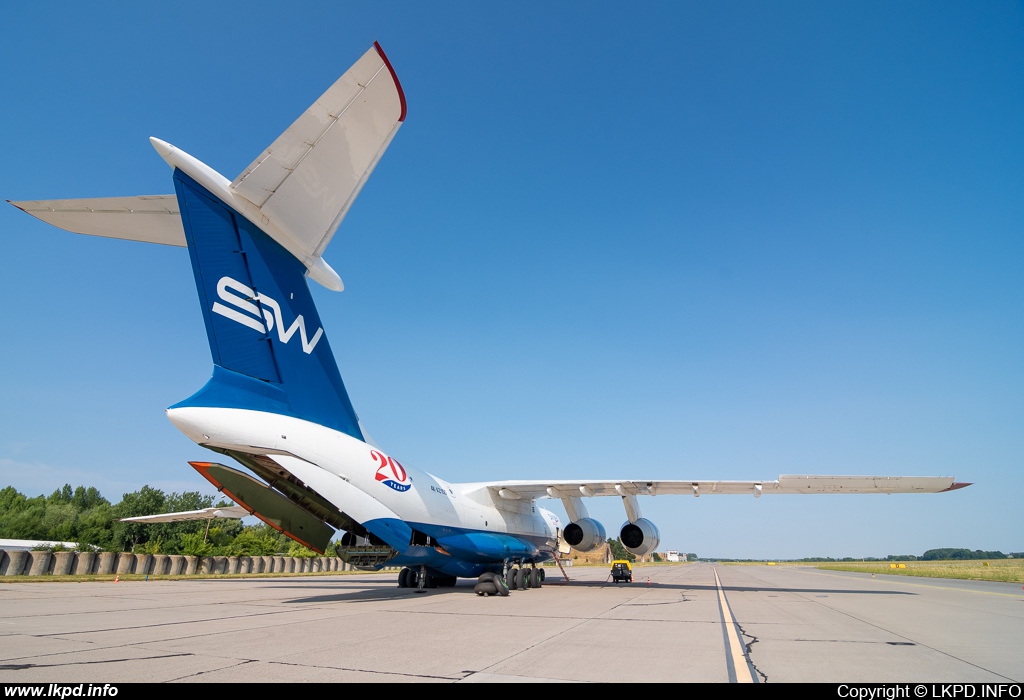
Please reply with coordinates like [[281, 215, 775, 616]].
[[8, 195, 185, 246]]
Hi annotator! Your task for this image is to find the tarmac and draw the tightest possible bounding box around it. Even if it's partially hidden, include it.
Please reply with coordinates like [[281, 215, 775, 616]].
[[0, 563, 1020, 683]]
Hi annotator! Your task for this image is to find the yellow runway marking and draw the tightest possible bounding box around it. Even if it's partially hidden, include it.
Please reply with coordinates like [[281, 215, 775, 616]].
[[714, 567, 756, 683]]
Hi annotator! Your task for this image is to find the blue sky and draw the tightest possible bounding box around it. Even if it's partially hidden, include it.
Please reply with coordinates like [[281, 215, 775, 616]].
[[1, 2, 1021, 558]]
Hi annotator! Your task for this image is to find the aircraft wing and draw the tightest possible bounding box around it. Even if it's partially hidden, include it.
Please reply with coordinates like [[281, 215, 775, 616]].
[[117, 506, 249, 524], [467, 475, 970, 501], [7, 195, 184, 246]]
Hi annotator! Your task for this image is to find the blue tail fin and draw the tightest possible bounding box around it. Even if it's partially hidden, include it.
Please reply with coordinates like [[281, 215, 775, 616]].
[[170, 168, 363, 441]]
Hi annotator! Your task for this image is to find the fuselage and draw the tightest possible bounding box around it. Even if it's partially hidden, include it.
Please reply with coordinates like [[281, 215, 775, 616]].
[[167, 405, 561, 578]]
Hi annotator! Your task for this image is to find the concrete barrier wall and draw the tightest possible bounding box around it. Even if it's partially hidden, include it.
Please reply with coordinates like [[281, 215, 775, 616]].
[[27, 551, 51, 576], [96, 552, 116, 574], [0, 550, 387, 577], [2, 550, 28, 576], [73, 552, 95, 575], [115, 554, 134, 575], [52, 551, 75, 575]]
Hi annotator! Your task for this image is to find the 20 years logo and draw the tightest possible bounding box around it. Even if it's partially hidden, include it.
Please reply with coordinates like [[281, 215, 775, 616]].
[[371, 450, 412, 492]]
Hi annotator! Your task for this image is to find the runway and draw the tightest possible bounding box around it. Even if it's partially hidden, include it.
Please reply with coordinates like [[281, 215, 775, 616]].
[[0, 563, 1020, 683]]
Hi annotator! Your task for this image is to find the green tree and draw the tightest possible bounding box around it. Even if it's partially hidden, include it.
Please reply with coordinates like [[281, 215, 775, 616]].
[[40, 503, 77, 541], [226, 526, 281, 556], [607, 538, 635, 562], [134, 539, 163, 555], [179, 531, 212, 557], [71, 486, 108, 511], [288, 542, 319, 558], [110, 486, 167, 551], [0, 493, 46, 539], [0, 485, 117, 548], [922, 548, 1007, 561], [138, 492, 224, 554]]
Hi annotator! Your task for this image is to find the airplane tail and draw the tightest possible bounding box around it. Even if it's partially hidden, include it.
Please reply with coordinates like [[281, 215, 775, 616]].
[[168, 42, 406, 438], [11, 43, 406, 440]]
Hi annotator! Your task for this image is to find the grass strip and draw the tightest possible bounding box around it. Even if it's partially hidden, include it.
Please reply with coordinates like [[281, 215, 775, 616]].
[[813, 560, 1024, 583]]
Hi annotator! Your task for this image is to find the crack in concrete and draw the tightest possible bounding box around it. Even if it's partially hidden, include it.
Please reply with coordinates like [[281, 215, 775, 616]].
[[164, 657, 257, 682], [740, 567, 1018, 683], [736, 623, 768, 683], [0, 652, 193, 670], [267, 658, 464, 681]]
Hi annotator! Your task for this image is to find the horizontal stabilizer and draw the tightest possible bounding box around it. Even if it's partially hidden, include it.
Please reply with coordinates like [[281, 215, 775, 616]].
[[8, 196, 184, 246], [230, 42, 406, 259]]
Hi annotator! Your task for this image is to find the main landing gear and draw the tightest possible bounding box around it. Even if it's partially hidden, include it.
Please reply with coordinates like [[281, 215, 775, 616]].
[[397, 566, 456, 591], [397, 562, 547, 596], [475, 561, 545, 596]]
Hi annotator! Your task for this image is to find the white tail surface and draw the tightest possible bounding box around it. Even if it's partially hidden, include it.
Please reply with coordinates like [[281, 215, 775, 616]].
[[10, 43, 406, 292], [230, 43, 406, 258], [8, 195, 183, 246]]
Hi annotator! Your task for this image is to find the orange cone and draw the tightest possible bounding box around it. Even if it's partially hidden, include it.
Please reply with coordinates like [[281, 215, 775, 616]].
[[114, 575, 120, 583]]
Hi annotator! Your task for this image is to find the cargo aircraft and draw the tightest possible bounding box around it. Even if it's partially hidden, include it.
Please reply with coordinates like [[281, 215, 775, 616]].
[[9, 43, 969, 595]]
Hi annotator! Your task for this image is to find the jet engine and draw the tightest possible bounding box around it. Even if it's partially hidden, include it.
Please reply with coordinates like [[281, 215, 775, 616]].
[[619, 518, 660, 557], [562, 518, 606, 552]]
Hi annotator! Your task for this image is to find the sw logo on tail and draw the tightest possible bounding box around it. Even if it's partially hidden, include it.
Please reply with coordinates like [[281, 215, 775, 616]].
[[212, 276, 324, 354]]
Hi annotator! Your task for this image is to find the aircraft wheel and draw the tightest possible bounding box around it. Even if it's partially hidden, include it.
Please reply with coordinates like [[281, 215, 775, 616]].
[[538, 568, 546, 582], [529, 568, 542, 588], [493, 573, 510, 596], [505, 568, 517, 591], [474, 580, 497, 596], [398, 568, 412, 588], [515, 567, 528, 590]]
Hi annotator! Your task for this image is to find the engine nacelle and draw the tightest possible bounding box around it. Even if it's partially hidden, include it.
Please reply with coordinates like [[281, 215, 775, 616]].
[[562, 518, 607, 552], [619, 518, 660, 557]]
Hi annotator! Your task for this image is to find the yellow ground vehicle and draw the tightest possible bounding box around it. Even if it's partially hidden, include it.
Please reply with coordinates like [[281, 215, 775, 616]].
[[611, 559, 633, 583]]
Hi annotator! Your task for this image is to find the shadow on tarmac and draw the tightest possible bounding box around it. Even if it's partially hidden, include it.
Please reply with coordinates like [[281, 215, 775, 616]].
[[275, 579, 915, 605]]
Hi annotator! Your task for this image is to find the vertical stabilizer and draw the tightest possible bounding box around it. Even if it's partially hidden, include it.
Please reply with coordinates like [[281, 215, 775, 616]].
[[171, 169, 363, 441]]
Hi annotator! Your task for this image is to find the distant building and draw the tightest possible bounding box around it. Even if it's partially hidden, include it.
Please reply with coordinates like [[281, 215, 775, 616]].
[[665, 550, 683, 562], [0, 539, 82, 551]]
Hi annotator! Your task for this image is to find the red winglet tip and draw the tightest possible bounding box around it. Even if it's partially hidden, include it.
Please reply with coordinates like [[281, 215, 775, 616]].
[[942, 482, 973, 492], [373, 41, 407, 122]]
